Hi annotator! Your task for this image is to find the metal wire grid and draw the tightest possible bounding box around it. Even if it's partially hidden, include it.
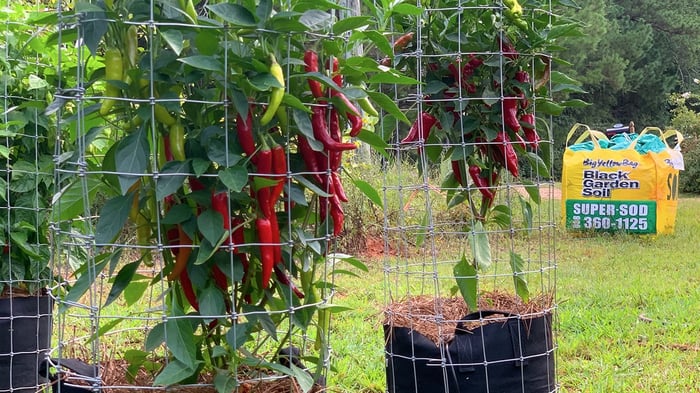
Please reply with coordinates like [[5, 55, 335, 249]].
[[1, 2, 57, 392], [381, 2, 557, 392], [49, 1, 357, 390]]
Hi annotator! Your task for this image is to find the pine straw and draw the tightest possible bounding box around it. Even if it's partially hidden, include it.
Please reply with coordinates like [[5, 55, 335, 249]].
[[383, 291, 554, 345]]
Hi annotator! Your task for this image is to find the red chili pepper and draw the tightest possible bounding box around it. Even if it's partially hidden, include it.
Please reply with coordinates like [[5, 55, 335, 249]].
[[329, 89, 363, 137], [469, 165, 496, 202], [304, 50, 325, 98], [189, 177, 207, 192], [326, 57, 342, 87], [401, 112, 438, 144], [167, 225, 192, 280], [163, 135, 175, 162], [393, 32, 414, 53], [236, 110, 256, 161], [256, 218, 275, 289], [179, 269, 199, 310], [328, 109, 343, 171], [297, 134, 325, 185], [332, 172, 349, 203], [311, 106, 357, 152], [211, 191, 232, 249], [514, 70, 531, 109], [329, 194, 344, 236], [520, 113, 540, 149], [468, 54, 483, 68], [493, 131, 520, 178], [269, 211, 282, 264], [273, 265, 304, 299], [255, 142, 274, 219], [502, 98, 521, 133], [498, 36, 519, 60], [269, 142, 287, 211], [452, 160, 465, 187]]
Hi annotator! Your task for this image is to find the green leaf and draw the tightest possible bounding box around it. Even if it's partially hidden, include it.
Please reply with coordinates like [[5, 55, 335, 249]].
[[255, 0, 273, 24], [115, 128, 149, 194], [198, 210, 224, 247], [415, 212, 428, 247], [124, 279, 149, 306], [519, 196, 533, 231], [290, 363, 314, 393], [214, 370, 239, 393], [525, 152, 551, 178], [368, 72, 421, 85], [206, 3, 257, 26], [105, 261, 140, 307], [157, 161, 189, 200], [178, 55, 224, 72], [560, 98, 590, 108], [351, 179, 382, 208], [362, 30, 393, 58], [95, 194, 133, 245], [509, 252, 530, 302], [153, 359, 197, 386], [367, 91, 409, 124], [520, 179, 541, 204], [63, 259, 109, 307], [165, 317, 197, 368], [195, 238, 220, 265], [355, 129, 389, 159], [53, 176, 106, 221], [293, 175, 331, 197], [225, 322, 252, 350], [282, 93, 311, 113], [243, 305, 278, 341], [392, 3, 423, 15], [299, 9, 333, 31], [162, 204, 193, 225], [145, 322, 165, 351], [535, 98, 564, 116], [199, 285, 226, 321], [219, 166, 248, 192], [454, 256, 478, 311], [468, 221, 491, 270], [160, 29, 184, 55], [332, 16, 372, 35]]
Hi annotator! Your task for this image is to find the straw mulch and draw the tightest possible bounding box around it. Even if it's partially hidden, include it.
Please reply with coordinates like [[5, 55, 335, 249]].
[[383, 291, 554, 345]]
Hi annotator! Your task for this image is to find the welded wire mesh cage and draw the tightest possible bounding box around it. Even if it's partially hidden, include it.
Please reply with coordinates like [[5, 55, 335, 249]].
[[49, 0, 370, 391], [380, 1, 561, 392], [1, 3, 58, 392]]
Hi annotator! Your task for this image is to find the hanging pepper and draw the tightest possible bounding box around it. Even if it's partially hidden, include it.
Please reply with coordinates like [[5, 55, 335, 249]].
[[328, 109, 343, 171], [311, 106, 357, 152], [254, 137, 274, 219], [498, 36, 519, 60], [236, 110, 256, 160], [99, 48, 123, 116], [169, 123, 186, 161], [260, 54, 285, 126], [154, 104, 177, 126], [126, 26, 139, 68], [514, 70, 531, 109], [256, 218, 275, 289], [167, 225, 193, 280], [297, 135, 325, 186], [326, 57, 343, 87], [493, 131, 520, 178], [358, 96, 378, 117], [332, 172, 349, 203], [269, 142, 287, 211], [329, 89, 363, 137], [211, 191, 232, 249], [520, 113, 540, 149], [401, 112, 439, 144], [304, 50, 325, 98], [502, 98, 521, 133], [468, 165, 496, 202], [329, 194, 344, 237]]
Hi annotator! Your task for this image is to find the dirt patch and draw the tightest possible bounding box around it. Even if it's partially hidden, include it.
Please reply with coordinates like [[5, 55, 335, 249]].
[[513, 184, 562, 200]]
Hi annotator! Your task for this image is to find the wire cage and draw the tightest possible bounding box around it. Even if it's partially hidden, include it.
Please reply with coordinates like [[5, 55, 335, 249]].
[[49, 0, 368, 391], [1, 3, 57, 392], [379, 1, 561, 392]]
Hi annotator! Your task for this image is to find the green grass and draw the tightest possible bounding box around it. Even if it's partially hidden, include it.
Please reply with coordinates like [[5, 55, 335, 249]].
[[328, 196, 700, 392]]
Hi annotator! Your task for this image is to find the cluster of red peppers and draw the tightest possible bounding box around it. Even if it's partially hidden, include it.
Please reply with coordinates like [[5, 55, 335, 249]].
[[400, 34, 541, 212]]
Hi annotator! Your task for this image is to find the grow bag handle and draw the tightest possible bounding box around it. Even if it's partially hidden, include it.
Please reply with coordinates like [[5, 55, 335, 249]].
[[451, 310, 529, 374], [39, 357, 97, 393]]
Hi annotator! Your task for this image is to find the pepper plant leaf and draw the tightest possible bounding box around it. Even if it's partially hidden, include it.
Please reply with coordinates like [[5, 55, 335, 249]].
[[510, 251, 530, 303], [468, 221, 491, 270], [454, 255, 478, 311]]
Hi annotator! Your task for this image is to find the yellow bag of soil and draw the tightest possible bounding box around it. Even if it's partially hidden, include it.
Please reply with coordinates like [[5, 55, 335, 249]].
[[561, 124, 684, 234]]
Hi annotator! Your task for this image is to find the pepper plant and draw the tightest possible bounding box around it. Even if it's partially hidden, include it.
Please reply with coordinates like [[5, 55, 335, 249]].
[[378, 0, 585, 308], [50, 0, 409, 389]]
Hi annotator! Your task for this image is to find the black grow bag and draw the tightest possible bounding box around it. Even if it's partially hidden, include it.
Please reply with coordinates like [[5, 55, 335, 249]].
[[0, 295, 53, 393], [385, 310, 555, 393]]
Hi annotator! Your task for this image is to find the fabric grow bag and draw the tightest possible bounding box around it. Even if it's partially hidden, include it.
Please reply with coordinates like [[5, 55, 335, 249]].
[[0, 295, 53, 393], [385, 310, 555, 393]]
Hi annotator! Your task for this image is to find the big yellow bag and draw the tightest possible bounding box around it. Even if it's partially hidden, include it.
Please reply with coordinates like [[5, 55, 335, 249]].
[[561, 124, 684, 234]]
